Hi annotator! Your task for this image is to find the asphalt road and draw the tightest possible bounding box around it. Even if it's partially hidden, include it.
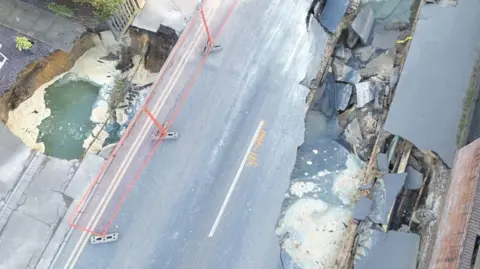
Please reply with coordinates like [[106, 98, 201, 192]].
[[53, 0, 324, 268]]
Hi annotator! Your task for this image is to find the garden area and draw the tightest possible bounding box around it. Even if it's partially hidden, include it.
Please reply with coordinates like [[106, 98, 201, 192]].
[[22, 0, 123, 29]]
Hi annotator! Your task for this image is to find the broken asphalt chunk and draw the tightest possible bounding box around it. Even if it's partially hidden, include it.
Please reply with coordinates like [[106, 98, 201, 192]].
[[332, 58, 361, 84], [319, 0, 350, 33], [344, 117, 363, 146], [351, 5, 374, 45], [354, 45, 375, 62], [355, 230, 420, 269], [335, 83, 353, 111], [355, 81, 375, 108], [372, 25, 399, 49], [360, 49, 395, 79], [404, 166, 423, 190], [334, 44, 352, 62], [354, 197, 374, 220]]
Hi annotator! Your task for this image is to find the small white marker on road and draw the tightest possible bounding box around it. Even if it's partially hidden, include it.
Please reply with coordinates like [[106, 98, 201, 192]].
[[208, 120, 265, 237]]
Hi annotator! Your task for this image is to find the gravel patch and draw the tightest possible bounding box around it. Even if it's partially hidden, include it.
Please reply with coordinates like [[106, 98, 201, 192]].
[[0, 25, 54, 94]]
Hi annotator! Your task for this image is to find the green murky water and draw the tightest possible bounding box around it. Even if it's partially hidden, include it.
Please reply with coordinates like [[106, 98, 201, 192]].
[[37, 75, 100, 160]]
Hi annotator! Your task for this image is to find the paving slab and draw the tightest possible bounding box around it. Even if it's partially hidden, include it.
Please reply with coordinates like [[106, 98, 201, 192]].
[[0, 212, 51, 269], [0, 122, 32, 201]]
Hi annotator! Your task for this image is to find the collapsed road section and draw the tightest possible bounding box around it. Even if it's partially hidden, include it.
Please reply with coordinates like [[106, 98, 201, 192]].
[[275, 0, 480, 268]]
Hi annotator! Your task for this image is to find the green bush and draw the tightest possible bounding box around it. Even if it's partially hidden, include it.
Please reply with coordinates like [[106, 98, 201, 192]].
[[15, 36, 32, 51], [73, 0, 122, 18], [47, 3, 74, 17]]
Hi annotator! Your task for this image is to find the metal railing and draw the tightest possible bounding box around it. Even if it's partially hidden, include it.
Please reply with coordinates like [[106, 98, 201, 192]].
[[107, 0, 143, 41]]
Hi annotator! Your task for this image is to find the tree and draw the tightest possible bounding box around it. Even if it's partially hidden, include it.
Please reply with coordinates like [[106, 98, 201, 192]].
[[73, 0, 122, 18]]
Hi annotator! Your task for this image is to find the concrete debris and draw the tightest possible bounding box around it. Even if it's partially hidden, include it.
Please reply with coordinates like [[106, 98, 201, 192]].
[[334, 44, 352, 62], [354, 45, 375, 62], [376, 153, 389, 173], [355, 229, 420, 269], [354, 219, 377, 259], [345, 118, 363, 146], [389, 66, 400, 89], [384, 85, 391, 97], [319, 0, 350, 33], [335, 83, 353, 111], [355, 81, 375, 108], [404, 166, 423, 190], [351, 5, 374, 45], [374, 84, 383, 109], [360, 112, 378, 135], [371, 25, 399, 49], [347, 0, 360, 14], [360, 49, 395, 79], [332, 58, 361, 84], [412, 208, 436, 226], [353, 196, 374, 220]]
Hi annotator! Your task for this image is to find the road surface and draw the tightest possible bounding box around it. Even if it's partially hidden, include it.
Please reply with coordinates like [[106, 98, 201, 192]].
[[53, 0, 325, 268]]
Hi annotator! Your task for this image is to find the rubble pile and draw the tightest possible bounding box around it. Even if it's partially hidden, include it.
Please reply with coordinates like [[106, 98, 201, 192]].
[[276, 0, 428, 268]]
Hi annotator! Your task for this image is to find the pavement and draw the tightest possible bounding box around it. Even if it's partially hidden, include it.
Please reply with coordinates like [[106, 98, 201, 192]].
[[0, 0, 85, 52], [0, 122, 105, 269], [384, 0, 480, 167], [52, 0, 328, 268], [132, 0, 197, 33]]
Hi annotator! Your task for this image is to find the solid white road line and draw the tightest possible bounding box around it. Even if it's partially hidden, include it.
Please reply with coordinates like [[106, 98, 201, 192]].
[[208, 120, 265, 238]]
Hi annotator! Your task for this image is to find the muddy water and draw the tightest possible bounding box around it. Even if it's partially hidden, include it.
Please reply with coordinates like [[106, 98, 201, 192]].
[[37, 74, 100, 160]]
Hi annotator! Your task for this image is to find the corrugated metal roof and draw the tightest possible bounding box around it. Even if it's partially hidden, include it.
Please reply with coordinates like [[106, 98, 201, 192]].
[[427, 139, 480, 269]]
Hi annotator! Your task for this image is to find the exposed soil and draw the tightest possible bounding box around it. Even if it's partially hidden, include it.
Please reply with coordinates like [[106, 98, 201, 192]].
[[142, 25, 179, 73]]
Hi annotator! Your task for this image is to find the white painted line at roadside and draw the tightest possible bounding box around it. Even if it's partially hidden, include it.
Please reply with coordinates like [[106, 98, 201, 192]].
[[208, 120, 265, 238]]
